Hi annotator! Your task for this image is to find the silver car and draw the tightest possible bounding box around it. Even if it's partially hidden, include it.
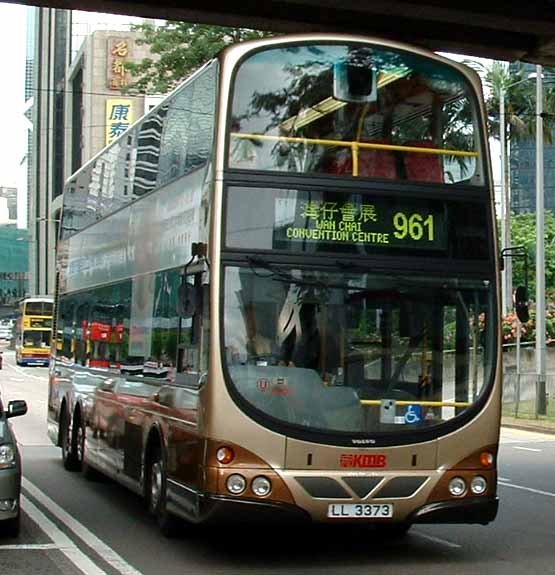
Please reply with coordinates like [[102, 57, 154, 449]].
[[0, 398, 27, 537]]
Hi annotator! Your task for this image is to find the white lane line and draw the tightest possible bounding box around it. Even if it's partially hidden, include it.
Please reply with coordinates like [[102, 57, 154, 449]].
[[23, 477, 143, 575], [8, 363, 46, 381], [499, 481, 555, 498], [0, 543, 59, 550], [513, 446, 542, 452], [21, 494, 108, 575], [498, 477, 511, 482], [413, 531, 462, 549]]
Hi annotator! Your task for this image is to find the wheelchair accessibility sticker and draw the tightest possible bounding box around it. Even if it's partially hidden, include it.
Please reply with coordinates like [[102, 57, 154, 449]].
[[404, 404, 423, 424]]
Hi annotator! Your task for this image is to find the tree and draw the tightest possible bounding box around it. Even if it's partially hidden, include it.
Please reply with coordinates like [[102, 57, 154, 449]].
[[507, 210, 555, 298], [126, 21, 272, 94], [464, 60, 555, 145]]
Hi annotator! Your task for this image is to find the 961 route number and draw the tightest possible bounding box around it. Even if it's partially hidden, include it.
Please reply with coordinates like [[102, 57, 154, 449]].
[[327, 503, 393, 518]]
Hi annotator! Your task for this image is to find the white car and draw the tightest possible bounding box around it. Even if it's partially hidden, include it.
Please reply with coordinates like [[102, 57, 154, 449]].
[[0, 327, 12, 341]]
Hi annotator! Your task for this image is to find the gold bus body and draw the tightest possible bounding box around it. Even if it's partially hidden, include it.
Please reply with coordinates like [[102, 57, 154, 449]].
[[49, 33, 500, 530]]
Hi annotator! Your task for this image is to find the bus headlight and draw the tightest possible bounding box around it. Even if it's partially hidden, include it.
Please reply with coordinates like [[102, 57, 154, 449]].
[[470, 476, 488, 495], [0, 445, 15, 468], [226, 474, 247, 495], [252, 476, 272, 497], [448, 476, 467, 497]]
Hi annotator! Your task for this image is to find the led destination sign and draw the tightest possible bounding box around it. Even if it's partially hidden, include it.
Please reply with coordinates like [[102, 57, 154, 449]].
[[274, 195, 447, 252]]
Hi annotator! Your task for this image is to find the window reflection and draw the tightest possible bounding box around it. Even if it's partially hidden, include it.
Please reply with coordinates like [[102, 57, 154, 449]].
[[229, 44, 482, 185], [223, 266, 493, 435], [55, 269, 193, 383]]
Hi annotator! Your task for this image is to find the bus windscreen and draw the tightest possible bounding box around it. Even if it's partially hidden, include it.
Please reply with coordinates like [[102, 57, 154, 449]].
[[229, 42, 484, 186]]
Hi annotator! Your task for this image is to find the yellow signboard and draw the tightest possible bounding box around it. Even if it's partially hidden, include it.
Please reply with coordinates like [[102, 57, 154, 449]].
[[106, 99, 134, 145]]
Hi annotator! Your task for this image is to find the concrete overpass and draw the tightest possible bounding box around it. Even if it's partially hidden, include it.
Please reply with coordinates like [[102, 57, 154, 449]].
[[7, 0, 555, 66]]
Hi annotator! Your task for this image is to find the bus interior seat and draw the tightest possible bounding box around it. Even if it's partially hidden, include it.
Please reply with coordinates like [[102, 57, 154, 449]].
[[403, 140, 444, 183], [345, 354, 365, 388], [331, 140, 397, 179]]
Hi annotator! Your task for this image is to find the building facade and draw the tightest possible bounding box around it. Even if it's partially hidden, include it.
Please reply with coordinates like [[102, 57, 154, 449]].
[[0, 187, 18, 224], [509, 63, 555, 214], [28, 8, 70, 297], [64, 30, 153, 180], [27, 9, 156, 297]]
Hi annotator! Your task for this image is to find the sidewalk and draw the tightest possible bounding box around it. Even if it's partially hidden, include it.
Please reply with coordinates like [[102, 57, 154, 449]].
[[501, 415, 555, 435]]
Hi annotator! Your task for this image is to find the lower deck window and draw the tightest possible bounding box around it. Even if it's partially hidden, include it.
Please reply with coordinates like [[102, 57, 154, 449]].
[[223, 265, 494, 436]]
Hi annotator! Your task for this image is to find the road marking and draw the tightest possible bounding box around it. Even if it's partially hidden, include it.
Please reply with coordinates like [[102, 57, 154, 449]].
[[413, 531, 462, 549], [513, 446, 542, 452], [23, 477, 143, 575], [0, 543, 59, 550], [21, 494, 108, 575], [499, 481, 555, 498], [8, 362, 46, 381], [498, 477, 511, 482]]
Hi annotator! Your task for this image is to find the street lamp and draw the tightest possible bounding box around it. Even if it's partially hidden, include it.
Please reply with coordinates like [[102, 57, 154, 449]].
[[499, 72, 538, 316], [499, 68, 550, 416], [535, 65, 547, 416]]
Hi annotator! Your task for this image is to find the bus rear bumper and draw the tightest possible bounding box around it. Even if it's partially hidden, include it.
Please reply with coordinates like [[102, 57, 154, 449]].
[[409, 496, 499, 525]]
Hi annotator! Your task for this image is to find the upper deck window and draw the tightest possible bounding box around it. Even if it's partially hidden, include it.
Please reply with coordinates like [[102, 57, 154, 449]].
[[229, 43, 484, 185], [25, 301, 53, 316]]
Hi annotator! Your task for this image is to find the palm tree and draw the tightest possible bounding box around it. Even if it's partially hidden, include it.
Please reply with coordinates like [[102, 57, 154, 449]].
[[464, 59, 555, 145]]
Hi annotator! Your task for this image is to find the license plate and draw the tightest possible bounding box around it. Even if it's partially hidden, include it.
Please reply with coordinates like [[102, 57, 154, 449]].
[[327, 503, 393, 518]]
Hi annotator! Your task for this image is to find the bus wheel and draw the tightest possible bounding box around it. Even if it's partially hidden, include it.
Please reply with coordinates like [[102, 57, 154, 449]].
[[61, 409, 81, 471], [147, 446, 182, 537]]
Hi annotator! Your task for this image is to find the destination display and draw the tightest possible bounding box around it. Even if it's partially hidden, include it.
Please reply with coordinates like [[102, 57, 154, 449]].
[[273, 194, 447, 252], [226, 186, 493, 259]]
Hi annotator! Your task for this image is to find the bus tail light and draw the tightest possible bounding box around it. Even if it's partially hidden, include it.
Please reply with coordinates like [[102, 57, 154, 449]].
[[216, 446, 235, 464]]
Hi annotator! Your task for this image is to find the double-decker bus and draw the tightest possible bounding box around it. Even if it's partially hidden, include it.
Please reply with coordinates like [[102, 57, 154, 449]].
[[16, 296, 53, 366], [48, 34, 500, 535]]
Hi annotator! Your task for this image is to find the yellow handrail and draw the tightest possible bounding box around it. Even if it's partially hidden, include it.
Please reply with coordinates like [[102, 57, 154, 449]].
[[359, 400, 471, 408], [230, 132, 479, 158]]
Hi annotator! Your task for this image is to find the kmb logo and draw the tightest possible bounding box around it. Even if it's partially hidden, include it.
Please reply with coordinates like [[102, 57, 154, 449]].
[[340, 454, 387, 468]]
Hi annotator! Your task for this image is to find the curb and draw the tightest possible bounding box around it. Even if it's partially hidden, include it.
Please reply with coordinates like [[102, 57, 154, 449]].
[[501, 422, 555, 435]]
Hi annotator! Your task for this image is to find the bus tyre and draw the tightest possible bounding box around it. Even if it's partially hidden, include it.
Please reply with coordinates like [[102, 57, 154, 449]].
[[78, 421, 100, 481], [61, 410, 81, 472], [147, 447, 182, 538]]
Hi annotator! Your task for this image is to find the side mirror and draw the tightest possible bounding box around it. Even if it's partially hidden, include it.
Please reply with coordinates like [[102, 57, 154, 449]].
[[6, 400, 27, 419], [514, 286, 530, 324], [178, 279, 198, 318]]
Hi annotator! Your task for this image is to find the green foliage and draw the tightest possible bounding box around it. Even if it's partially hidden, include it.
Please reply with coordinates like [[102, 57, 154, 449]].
[[126, 21, 272, 94], [463, 60, 555, 145], [507, 210, 555, 295], [501, 304, 555, 346]]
